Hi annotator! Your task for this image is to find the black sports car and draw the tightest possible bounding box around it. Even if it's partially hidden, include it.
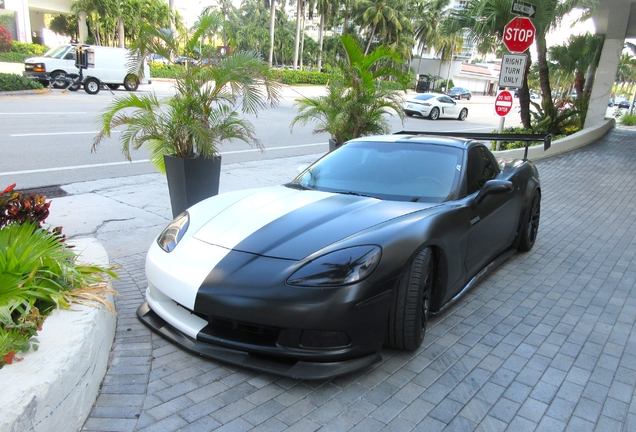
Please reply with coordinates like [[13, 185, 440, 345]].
[[138, 132, 546, 379]]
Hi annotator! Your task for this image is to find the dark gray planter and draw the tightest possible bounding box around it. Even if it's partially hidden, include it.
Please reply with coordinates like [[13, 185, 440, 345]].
[[164, 154, 222, 218], [328, 137, 342, 152]]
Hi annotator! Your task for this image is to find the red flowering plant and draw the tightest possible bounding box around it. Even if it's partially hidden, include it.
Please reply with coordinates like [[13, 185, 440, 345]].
[[0, 184, 52, 229], [0, 184, 117, 368]]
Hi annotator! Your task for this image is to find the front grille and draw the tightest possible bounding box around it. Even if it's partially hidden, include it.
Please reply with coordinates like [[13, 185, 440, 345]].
[[198, 316, 281, 347]]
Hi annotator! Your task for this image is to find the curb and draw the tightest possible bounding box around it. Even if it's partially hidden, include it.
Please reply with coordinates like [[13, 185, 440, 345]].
[[0, 238, 116, 432]]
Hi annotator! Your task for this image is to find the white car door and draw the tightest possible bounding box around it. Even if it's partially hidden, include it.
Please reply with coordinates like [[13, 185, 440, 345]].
[[437, 96, 460, 118]]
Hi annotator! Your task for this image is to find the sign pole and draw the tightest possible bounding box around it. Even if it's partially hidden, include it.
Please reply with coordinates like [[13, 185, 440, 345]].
[[497, 116, 505, 151]]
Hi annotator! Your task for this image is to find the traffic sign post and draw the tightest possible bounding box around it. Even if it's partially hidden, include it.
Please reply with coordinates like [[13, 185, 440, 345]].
[[499, 53, 527, 88], [503, 17, 536, 53], [494, 90, 515, 150], [511, 0, 536, 19], [495, 90, 514, 117]]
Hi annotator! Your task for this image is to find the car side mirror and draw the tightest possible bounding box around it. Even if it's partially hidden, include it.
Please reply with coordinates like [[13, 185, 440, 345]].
[[475, 180, 513, 204]]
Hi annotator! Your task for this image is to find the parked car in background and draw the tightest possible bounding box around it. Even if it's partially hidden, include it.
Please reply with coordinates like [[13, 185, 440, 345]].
[[447, 87, 472, 100], [618, 98, 632, 109], [147, 54, 169, 64], [403, 93, 468, 120], [513, 89, 540, 99], [23, 44, 151, 91]]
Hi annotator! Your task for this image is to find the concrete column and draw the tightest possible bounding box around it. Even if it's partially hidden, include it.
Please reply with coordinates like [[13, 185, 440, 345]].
[[78, 11, 88, 43], [11, 0, 32, 43], [585, 1, 632, 128]]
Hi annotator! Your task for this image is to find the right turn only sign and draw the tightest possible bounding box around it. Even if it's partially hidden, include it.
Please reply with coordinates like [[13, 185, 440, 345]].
[[499, 53, 527, 88]]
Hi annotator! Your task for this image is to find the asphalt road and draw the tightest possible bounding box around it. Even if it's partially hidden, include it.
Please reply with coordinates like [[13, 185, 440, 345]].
[[0, 81, 520, 190]]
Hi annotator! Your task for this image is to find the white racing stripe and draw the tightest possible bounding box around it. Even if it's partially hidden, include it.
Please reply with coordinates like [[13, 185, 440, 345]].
[[192, 186, 334, 249], [145, 186, 333, 319], [145, 284, 207, 339], [146, 238, 231, 311]]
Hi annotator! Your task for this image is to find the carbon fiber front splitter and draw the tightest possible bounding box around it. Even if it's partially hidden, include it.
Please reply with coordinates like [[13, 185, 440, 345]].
[[137, 302, 382, 380]]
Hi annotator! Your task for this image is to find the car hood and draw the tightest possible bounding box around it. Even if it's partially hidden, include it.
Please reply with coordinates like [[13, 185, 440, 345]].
[[190, 185, 435, 260], [24, 56, 46, 63]]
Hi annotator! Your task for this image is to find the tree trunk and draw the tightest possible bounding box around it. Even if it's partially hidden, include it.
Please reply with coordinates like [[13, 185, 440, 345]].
[[268, 0, 276, 66], [293, 0, 302, 68], [518, 55, 532, 129], [317, 13, 325, 71], [118, 17, 125, 48], [364, 23, 377, 55], [536, 31, 553, 113]]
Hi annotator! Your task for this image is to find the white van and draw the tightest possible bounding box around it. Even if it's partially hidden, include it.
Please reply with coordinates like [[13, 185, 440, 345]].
[[23, 44, 151, 91]]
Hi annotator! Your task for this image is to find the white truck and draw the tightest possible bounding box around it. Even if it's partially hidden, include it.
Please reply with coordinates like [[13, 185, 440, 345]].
[[23, 44, 151, 93]]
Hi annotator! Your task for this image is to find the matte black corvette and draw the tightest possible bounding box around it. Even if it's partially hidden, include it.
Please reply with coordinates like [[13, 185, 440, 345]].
[[138, 132, 544, 379]]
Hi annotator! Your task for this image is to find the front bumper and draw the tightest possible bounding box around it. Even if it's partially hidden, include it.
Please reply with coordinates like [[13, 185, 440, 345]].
[[141, 241, 393, 378], [23, 71, 49, 83], [137, 301, 381, 379]]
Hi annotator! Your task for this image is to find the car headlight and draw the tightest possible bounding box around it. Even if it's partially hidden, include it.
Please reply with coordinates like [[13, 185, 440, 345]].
[[157, 212, 189, 252], [287, 246, 381, 287]]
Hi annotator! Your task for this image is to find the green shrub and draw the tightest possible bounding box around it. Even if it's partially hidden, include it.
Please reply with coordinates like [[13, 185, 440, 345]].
[[0, 73, 43, 91], [489, 126, 565, 151], [0, 52, 30, 63], [620, 112, 636, 126], [0, 183, 117, 368], [148, 62, 183, 79], [272, 69, 333, 85], [11, 41, 48, 56]]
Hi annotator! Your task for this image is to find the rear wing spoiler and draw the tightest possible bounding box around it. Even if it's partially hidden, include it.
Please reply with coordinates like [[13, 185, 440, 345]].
[[394, 131, 551, 161]]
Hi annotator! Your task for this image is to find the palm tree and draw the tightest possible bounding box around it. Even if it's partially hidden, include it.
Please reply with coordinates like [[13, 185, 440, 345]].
[[316, 0, 335, 70], [448, 0, 594, 129], [291, 34, 409, 144], [268, 0, 277, 66], [413, 0, 450, 74], [95, 13, 280, 164], [355, 0, 406, 55], [549, 33, 603, 99], [434, 32, 463, 88]]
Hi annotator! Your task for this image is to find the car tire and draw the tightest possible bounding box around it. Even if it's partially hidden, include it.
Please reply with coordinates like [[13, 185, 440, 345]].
[[124, 74, 139, 91], [467, 95, 471, 100], [84, 77, 101, 95], [51, 71, 68, 89], [107, 84, 120, 90], [405, 111, 414, 117], [429, 107, 440, 120], [385, 248, 434, 351], [517, 191, 541, 251], [458, 108, 468, 121], [67, 74, 81, 91]]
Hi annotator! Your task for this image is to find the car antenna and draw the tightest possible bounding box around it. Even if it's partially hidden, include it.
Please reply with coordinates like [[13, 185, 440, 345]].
[[393, 131, 551, 161]]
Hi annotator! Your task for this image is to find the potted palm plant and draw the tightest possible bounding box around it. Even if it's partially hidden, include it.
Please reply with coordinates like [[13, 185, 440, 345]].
[[92, 13, 281, 217], [291, 34, 409, 151]]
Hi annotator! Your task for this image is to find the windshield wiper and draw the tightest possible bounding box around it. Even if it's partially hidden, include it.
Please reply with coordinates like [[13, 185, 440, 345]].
[[335, 190, 380, 199], [285, 183, 312, 190]]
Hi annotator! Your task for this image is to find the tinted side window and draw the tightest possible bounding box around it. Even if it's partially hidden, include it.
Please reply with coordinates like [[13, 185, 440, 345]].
[[466, 147, 498, 195]]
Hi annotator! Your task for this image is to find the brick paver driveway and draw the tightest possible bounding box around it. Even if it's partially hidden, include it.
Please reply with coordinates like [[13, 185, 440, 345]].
[[83, 128, 636, 432]]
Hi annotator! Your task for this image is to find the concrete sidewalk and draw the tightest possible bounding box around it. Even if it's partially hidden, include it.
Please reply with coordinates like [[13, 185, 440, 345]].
[[38, 128, 636, 431]]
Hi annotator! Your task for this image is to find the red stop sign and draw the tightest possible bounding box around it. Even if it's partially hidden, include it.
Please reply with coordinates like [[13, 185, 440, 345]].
[[503, 17, 536, 53], [495, 90, 514, 117]]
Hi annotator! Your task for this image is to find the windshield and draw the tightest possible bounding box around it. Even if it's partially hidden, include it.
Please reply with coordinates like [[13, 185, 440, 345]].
[[413, 94, 435, 101], [43, 45, 71, 59], [292, 141, 463, 202]]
